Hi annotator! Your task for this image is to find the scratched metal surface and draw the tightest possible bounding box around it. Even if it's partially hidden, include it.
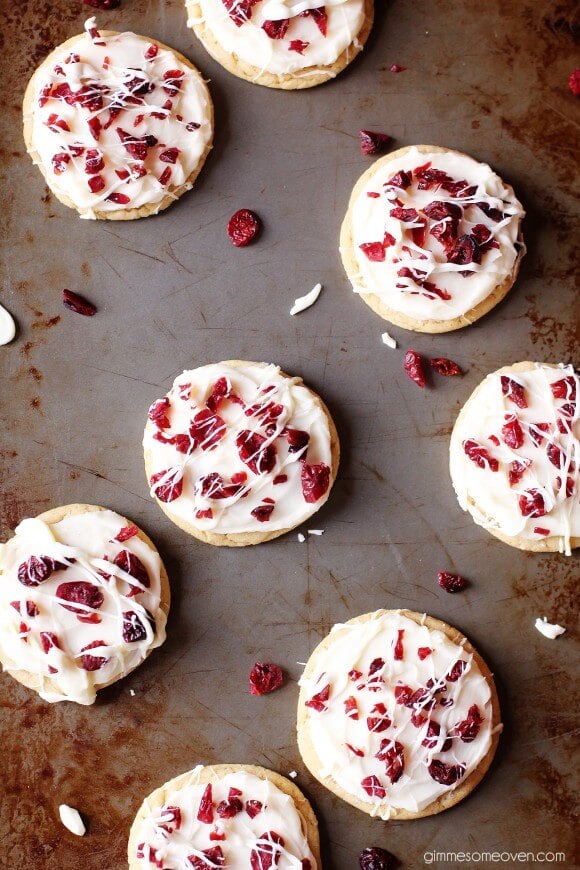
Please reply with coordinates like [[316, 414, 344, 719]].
[[0, 0, 579, 867]]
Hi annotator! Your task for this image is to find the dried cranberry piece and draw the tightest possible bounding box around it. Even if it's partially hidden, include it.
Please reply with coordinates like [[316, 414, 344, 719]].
[[453, 704, 483, 743], [305, 684, 330, 712], [428, 760, 466, 785], [144, 43, 158, 59], [46, 113, 70, 133], [366, 702, 391, 733], [207, 377, 231, 412], [403, 349, 427, 388], [250, 832, 285, 870], [199, 472, 244, 500], [551, 376, 576, 401], [502, 414, 524, 449], [415, 167, 452, 190], [122, 610, 148, 643], [40, 631, 60, 653], [359, 846, 397, 870], [446, 660, 466, 683], [386, 170, 411, 189], [441, 178, 476, 197], [216, 797, 243, 818], [237, 430, 277, 475], [508, 458, 531, 486], [190, 846, 225, 869], [359, 242, 386, 262], [190, 409, 226, 450], [245, 800, 263, 818], [114, 549, 150, 590], [470, 223, 499, 253], [18, 556, 66, 587], [84, 149, 104, 174], [62, 288, 97, 316], [529, 422, 550, 447], [519, 489, 547, 518], [150, 468, 183, 502], [344, 696, 359, 719], [394, 684, 413, 705], [376, 739, 405, 783], [262, 19, 290, 38], [421, 719, 451, 750], [361, 776, 386, 799], [88, 175, 105, 193], [417, 646, 432, 660], [448, 234, 480, 266], [390, 207, 419, 222], [301, 462, 330, 503], [346, 743, 364, 757], [301, 6, 327, 34], [430, 357, 462, 376], [159, 148, 180, 164], [162, 69, 185, 94], [389, 63, 406, 72], [463, 439, 499, 472], [12, 600, 40, 618], [430, 218, 459, 254], [221, 0, 259, 26], [148, 397, 171, 429], [288, 39, 309, 54], [249, 662, 284, 695], [56, 581, 104, 614], [437, 571, 468, 593], [393, 629, 404, 660], [106, 192, 131, 204], [52, 152, 71, 174], [227, 209, 261, 247], [359, 130, 391, 156], [80, 640, 109, 671], [251, 503, 275, 522], [501, 375, 528, 408], [421, 280, 452, 301], [197, 784, 214, 824]]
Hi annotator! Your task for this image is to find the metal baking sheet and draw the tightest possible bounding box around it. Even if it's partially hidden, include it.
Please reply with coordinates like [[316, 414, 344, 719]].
[[1, 0, 578, 867]]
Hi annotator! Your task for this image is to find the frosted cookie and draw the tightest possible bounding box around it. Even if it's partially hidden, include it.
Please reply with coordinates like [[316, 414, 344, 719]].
[[340, 145, 525, 332], [297, 609, 501, 820], [185, 0, 373, 90], [22, 18, 213, 220], [0, 504, 169, 704], [128, 763, 320, 868], [450, 362, 579, 555], [143, 360, 340, 546]]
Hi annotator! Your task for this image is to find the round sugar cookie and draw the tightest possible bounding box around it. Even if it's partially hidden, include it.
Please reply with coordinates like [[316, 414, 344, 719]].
[[0, 504, 170, 705], [23, 18, 213, 220], [128, 763, 321, 868], [185, 0, 374, 90], [297, 609, 501, 820], [143, 360, 340, 546], [450, 361, 580, 554], [340, 144, 525, 332]]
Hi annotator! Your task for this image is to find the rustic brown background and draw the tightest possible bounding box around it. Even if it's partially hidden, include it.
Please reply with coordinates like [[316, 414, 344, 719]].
[[0, 0, 578, 867]]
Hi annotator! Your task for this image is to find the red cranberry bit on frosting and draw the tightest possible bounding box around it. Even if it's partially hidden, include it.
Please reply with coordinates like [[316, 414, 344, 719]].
[[430, 357, 463, 376], [344, 696, 359, 719], [159, 806, 181, 833], [106, 192, 131, 204], [189, 845, 225, 869], [150, 468, 184, 502], [359, 130, 392, 156], [56, 581, 104, 614], [197, 784, 214, 824], [262, 19, 290, 39], [428, 759, 466, 785], [190, 409, 227, 450], [437, 571, 468, 593], [245, 800, 263, 819], [288, 39, 309, 54], [502, 414, 524, 449], [249, 662, 284, 695], [122, 610, 148, 643], [305, 683, 330, 712], [40, 631, 61, 654], [237, 430, 277, 475], [376, 739, 405, 783], [301, 462, 330, 503], [149, 397, 171, 429], [417, 646, 432, 660], [463, 439, 499, 472], [80, 640, 109, 671], [216, 794, 243, 818], [114, 549, 150, 593], [361, 775, 387, 799], [18, 555, 66, 587], [359, 242, 387, 262], [222, 0, 259, 27], [162, 69, 185, 95], [62, 288, 97, 316], [393, 629, 404, 660], [551, 376, 576, 401], [403, 350, 427, 388], [159, 148, 180, 164], [446, 660, 467, 682], [115, 524, 139, 542], [359, 846, 398, 870], [452, 704, 483, 742], [519, 489, 547, 518], [227, 208, 261, 247], [366, 703, 391, 733], [501, 375, 528, 408], [250, 832, 285, 870]]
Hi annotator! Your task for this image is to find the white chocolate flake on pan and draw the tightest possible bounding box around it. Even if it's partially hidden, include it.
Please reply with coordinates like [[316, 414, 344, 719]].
[[290, 283, 322, 316], [534, 617, 566, 639]]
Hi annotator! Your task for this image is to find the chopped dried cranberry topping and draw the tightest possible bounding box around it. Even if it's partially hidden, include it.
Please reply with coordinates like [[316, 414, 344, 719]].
[[216, 797, 243, 818], [463, 439, 499, 472], [227, 208, 261, 247], [452, 704, 483, 742], [189, 846, 225, 869], [446, 660, 466, 682], [403, 349, 427, 388], [122, 610, 148, 643], [361, 775, 386, 799], [148, 397, 171, 429], [56, 581, 104, 614], [551, 376, 576, 401], [206, 377, 231, 412], [418, 646, 432, 660], [162, 69, 185, 95], [346, 743, 365, 756], [359, 242, 386, 261], [88, 175, 106, 193], [502, 414, 524, 449], [501, 375, 528, 408], [197, 784, 214, 824], [199, 472, 245, 500], [415, 167, 452, 190], [190, 408, 226, 450], [529, 422, 550, 447], [251, 503, 275, 522], [301, 6, 327, 35], [359, 130, 391, 156], [237, 430, 277, 475], [301, 462, 330, 503], [534, 526, 550, 536], [288, 39, 309, 54], [80, 640, 109, 671], [376, 739, 405, 783], [52, 152, 71, 174], [430, 357, 462, 376], [421, 719, 451, 750], [114, 549, 150, 591], [221, 0, 259, 26], [245, 800, 263, 819], [389, 63, 406, 73], [344, 696, 359, 719], [390, 206, 419, 222], [250, 832, 285, 870], [394, 684, 413, 705], [144, 43, 158, 59], [273, 474, 287, 485], [62, 288, 97, 316], [423, 201, 462, 222], [366, 702, 391, 733], [159, 167, 172, 186], [519, 489, 547, 518], [106, 192, 131, 205], [150, 468, 183, 502], [159, 148, 180, 164], [18, 556, 66, 587], [393, 628, 404, 660], [249, 662, 284, 695], [428, 759, 466, 785], [40, 631, 60, 653], [359, 846, 397, 870], [262, 19, 290, 38], [437, 571, 468, 593], [546, 442, 564, 468], [305, 683, 330, 712], [569, 69, 580, 96], [386, 170, 411, 189], [448, 234, 480, 266]]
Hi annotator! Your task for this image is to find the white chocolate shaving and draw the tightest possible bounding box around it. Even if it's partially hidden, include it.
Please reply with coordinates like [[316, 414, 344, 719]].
[[308, 529, 324, 536], [381, 330, 397, 349], [0, 303, 16, 345], [59, 805, 86, 836], [297, 533, 306, 542], [290, 283, 322, 316], [288, 770, 298, 778], [534, 617, 566, 640]]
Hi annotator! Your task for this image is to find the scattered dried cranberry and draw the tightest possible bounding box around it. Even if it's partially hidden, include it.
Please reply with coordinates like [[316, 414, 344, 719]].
[[262, 19, 290, 38], [250, 832, 285, 870], [430, 357, 462, 376], [390, 206, 418, 222], [150, 468, 183, 502], [62, 289, 97, 316], [417, 646, 432, 659], [569, 69, 580, 96], [227, 208, 261, 247], [463, 439, 499, 472], [305, 684, 330, 712], [376, 740, 405, 783], [114, 549, 150, 591], [80, 640, 109, 671], [453, 704, 483, 742], [359, 241, 386, 261], [301, 6, 327, 34], [18, 556, 66, 587], [393, 628, 404, 660], [366, 702, 391, 733], [446, 660, 466, 682], [551, 376, 576, 401], [501, 375, 528, 408], [190, 846, 224, 869], [389, 63, 406, 73], [437, 571, 468, 593], [508, 458, 530, 486], [428, 759, 466, 785], [359, 846, 397, 870], [115, 524, 139, 542], [502, 414, 524, 449], [56, 581, 104, 613], [288, 39, 309, 54], [301, 462, 330, 503], [40, 631, 60, 654], [197, 784, 214, 824], [245, 800, 263, 819], [519, 489, 547, 518], [249, 662, 284, 695], [387, 170, 411, 189], [216, 796, 243, 818], [403, 350, 427, 388], [122, 610, 148, 643], [361, 775, 386, 799], [359, 130, 391, 156]]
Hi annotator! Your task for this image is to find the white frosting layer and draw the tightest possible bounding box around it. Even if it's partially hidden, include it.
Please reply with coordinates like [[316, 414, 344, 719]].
[[188, 0, 365, 77], [450, 363, 579, 554], [300, 611, 495, 816], [132, 767, 316, 868], [143, 363, 334, 535], [347, 147, 525, 322], [27, 21, 212, 218], [0, 510, 166, 704]]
